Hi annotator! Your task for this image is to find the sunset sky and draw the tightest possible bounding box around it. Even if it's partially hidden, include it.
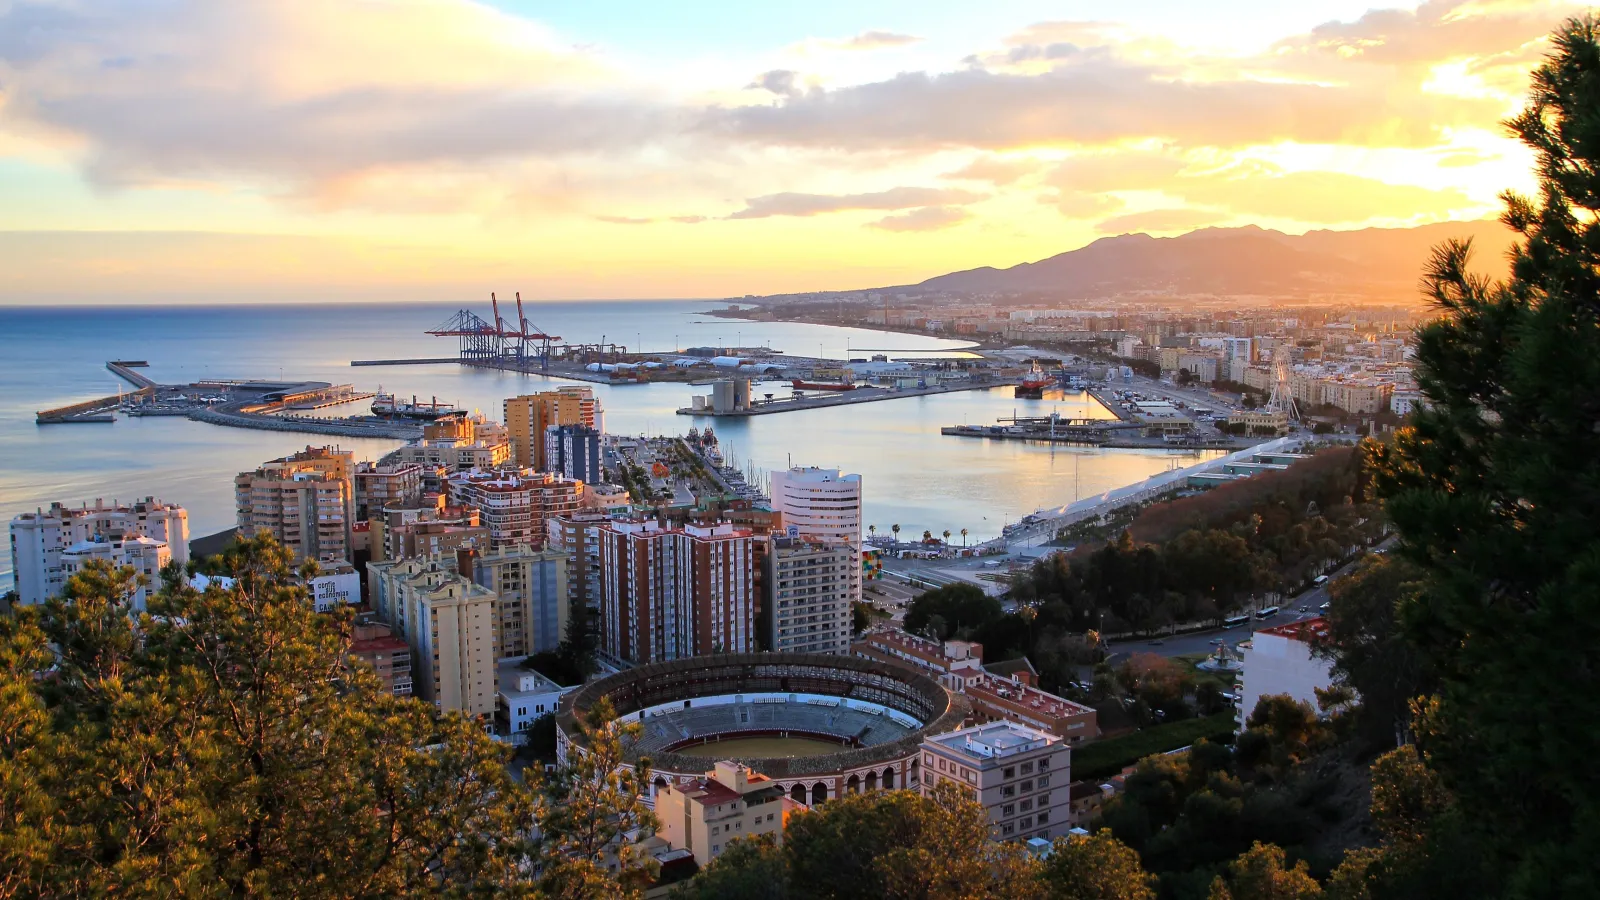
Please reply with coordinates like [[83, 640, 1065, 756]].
[[0, 0, 1579, 303]]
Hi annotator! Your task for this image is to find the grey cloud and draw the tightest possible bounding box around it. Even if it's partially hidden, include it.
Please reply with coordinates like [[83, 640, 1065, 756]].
[[706, 45, 1502, 152], [749, 69, 802, 98], [726, 187, 986, 219], [0, 2, 678, 192], [867, 206, 971, 232]]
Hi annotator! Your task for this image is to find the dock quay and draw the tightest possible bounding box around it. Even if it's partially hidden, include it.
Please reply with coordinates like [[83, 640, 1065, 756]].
[[42, 360, 422, 440], [350, 356, 621, 386], [675, 380, 1011, 417], [189, 405, 421, 440]]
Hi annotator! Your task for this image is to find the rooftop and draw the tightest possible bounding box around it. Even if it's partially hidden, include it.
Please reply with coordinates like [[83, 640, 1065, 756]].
[[1258, 616, 1330, 643], [927, 720, 1057, 761], [965, 672, 1094, 720]]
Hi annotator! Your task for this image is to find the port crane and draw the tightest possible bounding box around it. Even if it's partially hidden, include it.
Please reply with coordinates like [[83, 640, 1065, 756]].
[[426, 293, 562, 371]]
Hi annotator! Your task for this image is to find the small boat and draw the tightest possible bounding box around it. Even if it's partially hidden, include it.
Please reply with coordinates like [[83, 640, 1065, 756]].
[[371, 393, 462, 420]]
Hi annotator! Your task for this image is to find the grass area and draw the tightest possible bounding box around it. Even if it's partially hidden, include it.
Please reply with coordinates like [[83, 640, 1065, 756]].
[[1073, 712, 1237, 781], [1174, 653, 1241, 693]]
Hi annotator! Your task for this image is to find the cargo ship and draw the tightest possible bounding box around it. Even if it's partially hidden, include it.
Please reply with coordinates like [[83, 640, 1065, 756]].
[[791, 378, 858, 392], [1014, 366, 1055, 399], [371, 393, 462, 420]]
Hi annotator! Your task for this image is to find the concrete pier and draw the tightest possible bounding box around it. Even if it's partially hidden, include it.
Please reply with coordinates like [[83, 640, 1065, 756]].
[[676, 380, 1011, 417]]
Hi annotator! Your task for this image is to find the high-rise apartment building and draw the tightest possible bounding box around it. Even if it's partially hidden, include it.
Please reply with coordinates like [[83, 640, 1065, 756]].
[[763, 536, 852, 654], [347, 618, 413, 697], [9, 497, 189, 605], [769, 467, 862, 607], [921, 721, 1071, 843], [597, 520, 754, 664], [447, 469, 583, 550], [384, 414, 511, 484], [504, 387, 603, 470], [353, 461, 424, 520], [467, 545, 569, 658], [544, 424, 603, 484], [366, 554, 498, 717], [235, 446, 355, 564]]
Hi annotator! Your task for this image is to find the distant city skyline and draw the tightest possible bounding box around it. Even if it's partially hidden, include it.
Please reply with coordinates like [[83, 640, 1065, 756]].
[[0, 0, 1575, 304]]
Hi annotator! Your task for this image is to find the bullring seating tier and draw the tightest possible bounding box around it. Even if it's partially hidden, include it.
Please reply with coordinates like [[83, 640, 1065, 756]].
[[629, 702, 918, 755]]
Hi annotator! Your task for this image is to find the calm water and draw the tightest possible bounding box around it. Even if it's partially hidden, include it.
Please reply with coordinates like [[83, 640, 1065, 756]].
[[0, 301, 1215, 588]]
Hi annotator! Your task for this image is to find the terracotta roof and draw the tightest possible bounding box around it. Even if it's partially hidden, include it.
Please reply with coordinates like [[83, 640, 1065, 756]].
[[1258, 617, 1330, 643]]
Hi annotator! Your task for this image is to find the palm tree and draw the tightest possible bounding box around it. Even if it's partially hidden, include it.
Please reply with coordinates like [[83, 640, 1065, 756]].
[[869, 524, 877, 543], [942, 529, 952, 546], [891, 524, 901, 545], [960, 527, 969, 548], [922, 530, 933, 544]]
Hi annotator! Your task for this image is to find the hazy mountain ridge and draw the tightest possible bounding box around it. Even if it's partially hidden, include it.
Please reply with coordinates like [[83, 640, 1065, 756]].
[[910, 219, 1516, 298]]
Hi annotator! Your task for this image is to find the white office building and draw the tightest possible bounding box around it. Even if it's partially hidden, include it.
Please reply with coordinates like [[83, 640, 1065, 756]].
[[9, 498, 189, 606], [59, 535, 171, 611], [1237, 618, 1336, 730]]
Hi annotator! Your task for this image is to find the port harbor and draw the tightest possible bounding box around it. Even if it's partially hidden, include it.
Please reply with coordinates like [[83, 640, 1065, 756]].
[[942, 382, 1259, 450], [36, 360, 426, 440]]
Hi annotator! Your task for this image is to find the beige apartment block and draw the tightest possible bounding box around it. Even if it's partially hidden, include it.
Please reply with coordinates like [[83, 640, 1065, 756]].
[[763, 536, 852, 654], [234, 446, 355, 564], [447, 469, 583, 550], [921, 721, 1071, 844], [504, 387, 602, 470], [366, 554, 498, 717], [464, 544, 569, 658], [656, 762, 788, 866]]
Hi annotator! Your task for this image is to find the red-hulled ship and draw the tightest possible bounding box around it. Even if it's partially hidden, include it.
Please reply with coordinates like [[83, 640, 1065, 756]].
[[1014, 365, 1054, 399], [791, 378, 858, 392]]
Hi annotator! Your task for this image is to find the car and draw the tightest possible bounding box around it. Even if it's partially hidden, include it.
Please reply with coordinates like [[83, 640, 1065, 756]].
[[1147, 639, 1165, 646], [1314, 574, 1330, 585], [1297, 606, 1308, 613]]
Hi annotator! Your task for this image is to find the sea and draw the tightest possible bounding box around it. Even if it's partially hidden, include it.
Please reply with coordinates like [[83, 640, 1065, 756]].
[[0, 300, 1220, 589]]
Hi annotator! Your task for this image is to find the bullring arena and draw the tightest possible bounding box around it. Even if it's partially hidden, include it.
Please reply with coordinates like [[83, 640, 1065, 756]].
[[555, 653, 970, 805]]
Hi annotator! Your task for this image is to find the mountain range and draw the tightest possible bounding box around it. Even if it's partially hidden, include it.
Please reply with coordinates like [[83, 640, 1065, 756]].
[[906, 220, 1516, 299]]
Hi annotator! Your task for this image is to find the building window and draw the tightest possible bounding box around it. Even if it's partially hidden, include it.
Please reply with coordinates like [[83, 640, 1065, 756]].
[[1001, 786, 1015, 798], [1002, 804, 1015, 817], [1038, 792, 1051, 805], [1039, 775, 1051, 788], [1001, 824, 1014, 836], [1020, 799, 1032, 812], [1021, 780, 1033, 792], [1038, 758, 1051, 772], [1021, 762, 1034, 775], [1003, 766, 1015, 779], [1037, 812, 1050, 825], [1020, 817, 1033, 829]]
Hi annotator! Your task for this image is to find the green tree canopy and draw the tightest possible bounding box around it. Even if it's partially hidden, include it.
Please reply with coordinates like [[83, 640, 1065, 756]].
[[0, 535, 656, 899], [1363, 14, 1600, 896], [1039, 829, 1158, 900]]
